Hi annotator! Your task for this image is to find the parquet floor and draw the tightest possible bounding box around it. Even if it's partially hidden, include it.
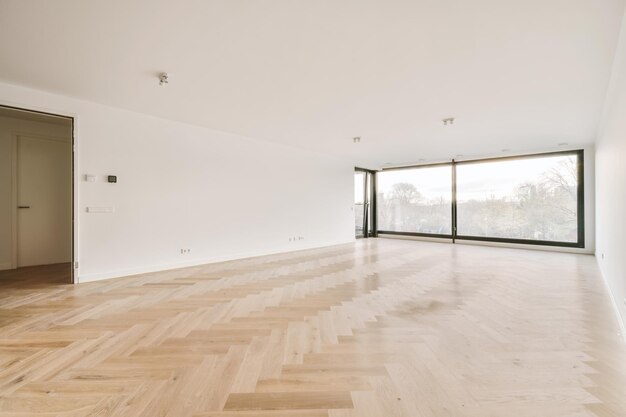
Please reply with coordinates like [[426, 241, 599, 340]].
[[0, 263, 71, 288], [0, 239, 625, 416]]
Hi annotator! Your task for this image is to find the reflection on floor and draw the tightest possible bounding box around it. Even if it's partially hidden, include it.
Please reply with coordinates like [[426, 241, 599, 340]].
[[0, 240, 625, 416], [0, 262, 71, 288]]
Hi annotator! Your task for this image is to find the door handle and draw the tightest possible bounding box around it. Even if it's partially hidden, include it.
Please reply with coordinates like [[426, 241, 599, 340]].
[[18, 206, 30, 209]]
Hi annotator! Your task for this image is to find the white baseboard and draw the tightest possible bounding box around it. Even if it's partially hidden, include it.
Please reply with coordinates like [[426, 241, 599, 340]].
[[377, 234, 451, 244], [455, 239, 594, 255], [378, 234, 593, 254], [596, 258, 626, 345], [77, 239, 353, 283], [0, 262, 14, 271]]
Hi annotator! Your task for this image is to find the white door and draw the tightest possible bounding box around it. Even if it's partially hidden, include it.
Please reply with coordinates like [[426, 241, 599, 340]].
[[17, 135, 71, 267]]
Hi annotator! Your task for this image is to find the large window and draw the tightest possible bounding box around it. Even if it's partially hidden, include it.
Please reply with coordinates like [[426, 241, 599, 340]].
[[370, 150, 584, 247], [377, 165, 452, 236], [456, 152, 582, 245]]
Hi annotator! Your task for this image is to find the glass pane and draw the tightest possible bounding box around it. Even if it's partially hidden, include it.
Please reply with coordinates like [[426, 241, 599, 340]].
[[367, 174, 374, 236], [354, 172, 365, 204], [377, 166, 452, 234], [456, 154, 578, 242], [354, 172, 365, 237]]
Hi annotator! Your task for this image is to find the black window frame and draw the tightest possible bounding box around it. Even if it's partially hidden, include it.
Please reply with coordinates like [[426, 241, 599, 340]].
[[369, 149, 585, 248], [375, 161, 454, 239], [354, 167, 377, 238]]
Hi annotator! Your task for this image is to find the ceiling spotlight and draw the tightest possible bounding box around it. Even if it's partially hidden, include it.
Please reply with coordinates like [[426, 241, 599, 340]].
[[442, 117, 455, 126], [353, 137, 361, 144], [159, 72, 169, 86]]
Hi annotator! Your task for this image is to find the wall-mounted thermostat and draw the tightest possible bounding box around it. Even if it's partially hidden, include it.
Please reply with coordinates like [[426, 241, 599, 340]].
[[107, 175, 117, 183]]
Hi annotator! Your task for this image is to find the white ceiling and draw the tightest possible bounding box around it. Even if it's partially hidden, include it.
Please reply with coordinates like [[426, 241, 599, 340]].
[[0, 0, 624, 168]]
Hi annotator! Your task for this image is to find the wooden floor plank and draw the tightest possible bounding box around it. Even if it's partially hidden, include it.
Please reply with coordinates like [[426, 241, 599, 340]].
[[223, 392, 354, 411], [0, 239, 624, 416]]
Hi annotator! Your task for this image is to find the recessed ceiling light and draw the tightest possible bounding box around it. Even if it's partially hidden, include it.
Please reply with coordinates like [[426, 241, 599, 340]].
[[558, 142, 568, 147], [353, 137, 361, 144]]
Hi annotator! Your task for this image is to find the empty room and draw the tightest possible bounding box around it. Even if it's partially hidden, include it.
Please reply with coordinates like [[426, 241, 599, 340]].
[[1, 1, 625, 416]]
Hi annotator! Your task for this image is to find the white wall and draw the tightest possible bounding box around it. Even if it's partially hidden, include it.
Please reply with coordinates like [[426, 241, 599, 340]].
[[0, 81, 354, 282], [0, 115, 72, 270], [596, 9, 626, 334]]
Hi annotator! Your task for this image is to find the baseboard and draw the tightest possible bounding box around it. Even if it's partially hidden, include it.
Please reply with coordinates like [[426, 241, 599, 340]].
[[596, 257, 626, 345], [77, 239, 353, 283], [378, 234, 593, 254], [377, 234, 451, 244], [0, 262, 13, 271], [455, 239, 594, 254]]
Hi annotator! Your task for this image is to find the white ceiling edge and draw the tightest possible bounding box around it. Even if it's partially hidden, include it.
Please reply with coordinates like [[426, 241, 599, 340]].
[[0, 0, 624, 167]]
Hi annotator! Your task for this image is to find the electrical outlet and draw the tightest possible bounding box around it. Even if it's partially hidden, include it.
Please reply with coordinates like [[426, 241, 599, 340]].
[[180, 248, 191, 254]]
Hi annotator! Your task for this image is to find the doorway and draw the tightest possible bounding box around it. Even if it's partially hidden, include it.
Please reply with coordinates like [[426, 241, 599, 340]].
[[354, 168, 375, 238], [0, 105, 74, 285]]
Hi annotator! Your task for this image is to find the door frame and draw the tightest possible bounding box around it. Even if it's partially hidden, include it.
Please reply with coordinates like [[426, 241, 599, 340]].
[[355, 167, 377, 238], [3, 104, 77, 284]]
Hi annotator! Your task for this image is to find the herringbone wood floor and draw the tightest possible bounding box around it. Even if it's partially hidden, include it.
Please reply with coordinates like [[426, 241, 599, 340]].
[[0, 239, 625, 416]]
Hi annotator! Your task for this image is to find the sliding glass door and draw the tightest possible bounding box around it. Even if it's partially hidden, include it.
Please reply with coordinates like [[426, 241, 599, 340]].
[[354, 169, 375, 238], [355, 171, 366, 238]]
